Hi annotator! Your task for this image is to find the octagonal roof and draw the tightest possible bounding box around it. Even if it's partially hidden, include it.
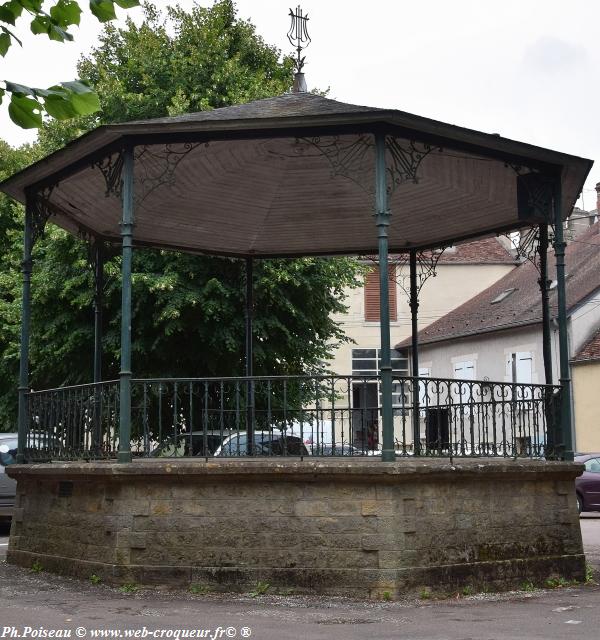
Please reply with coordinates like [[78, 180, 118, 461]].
[[0, 92, 592, 257]]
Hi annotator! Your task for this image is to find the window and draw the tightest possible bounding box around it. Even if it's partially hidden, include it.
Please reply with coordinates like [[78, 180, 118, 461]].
[[453, 360, 475, 403], [508, 352, 532, 384], [352, 348, 408, 407], [364, 265, 397, 322], [507, 352, 533, 400]]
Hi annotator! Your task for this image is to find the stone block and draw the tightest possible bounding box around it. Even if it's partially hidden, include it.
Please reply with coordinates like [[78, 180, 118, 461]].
[[361, 500, 394, 517]]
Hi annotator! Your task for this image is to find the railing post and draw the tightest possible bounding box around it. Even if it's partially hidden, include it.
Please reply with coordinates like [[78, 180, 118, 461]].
[[17, 197, 34, 464], [374, 132, 395, 462], [245, 257, 254, 455], [409, 249, 420, 455], [553, 177, 574, 461], [118, 148, 134, 463]]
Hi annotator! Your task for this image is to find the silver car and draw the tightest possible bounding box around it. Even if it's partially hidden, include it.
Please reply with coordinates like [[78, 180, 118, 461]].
[[0, 432, 61, 522], [0, 433, 18, 523]]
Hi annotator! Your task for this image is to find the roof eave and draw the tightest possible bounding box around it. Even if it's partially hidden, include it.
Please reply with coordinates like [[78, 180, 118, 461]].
[[0, 106, 593, 205]]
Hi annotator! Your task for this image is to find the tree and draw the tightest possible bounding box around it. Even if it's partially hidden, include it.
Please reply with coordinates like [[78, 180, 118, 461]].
[[0, 1, 362, 430], [0, 0, 140, 128]]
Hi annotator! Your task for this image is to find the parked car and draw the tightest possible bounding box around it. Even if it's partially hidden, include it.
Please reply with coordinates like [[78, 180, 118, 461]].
[[214, 431, 309, 457], [314, 443, 362, 456], [575, 453, 600, 514], [151, 430, 231, 457], [0, 432, 63, 523]]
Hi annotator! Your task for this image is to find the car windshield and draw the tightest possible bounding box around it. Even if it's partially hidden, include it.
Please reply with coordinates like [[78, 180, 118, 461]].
[[0, 439, 18, 467], [585, 458, 600, 473]]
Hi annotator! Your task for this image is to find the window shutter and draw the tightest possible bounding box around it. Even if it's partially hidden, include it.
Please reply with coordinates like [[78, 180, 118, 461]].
[[364, 266, 397, 322]]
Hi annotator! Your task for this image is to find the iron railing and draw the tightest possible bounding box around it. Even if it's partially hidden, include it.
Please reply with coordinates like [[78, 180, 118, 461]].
[[25, 380, 120, 460], [22, 375, 562, 460]]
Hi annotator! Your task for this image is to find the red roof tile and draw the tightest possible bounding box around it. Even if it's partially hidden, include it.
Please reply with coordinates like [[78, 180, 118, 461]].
[[437, 237, 515, 264], [572, 328, 600, 363]]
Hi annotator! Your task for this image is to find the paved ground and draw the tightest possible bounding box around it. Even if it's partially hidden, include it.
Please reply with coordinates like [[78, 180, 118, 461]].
[[0, 516, 598, 640]]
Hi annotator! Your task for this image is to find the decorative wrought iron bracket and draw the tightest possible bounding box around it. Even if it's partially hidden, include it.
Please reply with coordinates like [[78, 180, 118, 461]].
[[502, 224, 555, 275], [394, 247, 447, 304], [296, 135, 437, 196], [297, 135, 375, 193], [28, 186, 55, 250], [385, 137, 439, 195], [134, 142, 202, 205], [94, 151, 125, 199]]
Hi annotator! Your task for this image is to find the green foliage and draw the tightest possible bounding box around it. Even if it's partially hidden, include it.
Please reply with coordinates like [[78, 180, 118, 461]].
[[189, 584, 212, 594], [419, 589, 431, 600], [381, 590, 392, 601], [119, 582, 138, 593], [519, 580, 535, 592], [0, 1, 361, 431], [30, 560, 43, 572], [249, 580, 270, 597], [89, 573, 102, 584], [585, 563, 595, 584], [461, 585, 474, 596], [544, 576, 572, 589], [0, 0, 140, 128]]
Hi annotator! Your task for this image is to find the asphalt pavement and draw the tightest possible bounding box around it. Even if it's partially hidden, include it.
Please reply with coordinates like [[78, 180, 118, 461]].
[[0, 516, 598, 640]]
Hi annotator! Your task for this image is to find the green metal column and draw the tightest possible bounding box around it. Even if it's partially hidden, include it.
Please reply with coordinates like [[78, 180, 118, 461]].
[[93, 241, 104, 454], [16, 198, 34, 464], [118, 149, 134, 463], [409, 249, 420, 455], [538, 224, 553, 385], [374, 133, 395, 462], [245, 257, 255, 455], [93, 241, 104, 385], [553, 177, 574, 461]]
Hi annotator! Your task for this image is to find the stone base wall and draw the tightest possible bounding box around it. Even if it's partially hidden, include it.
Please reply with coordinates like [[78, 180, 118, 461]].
[[7, 459, 585, 597]]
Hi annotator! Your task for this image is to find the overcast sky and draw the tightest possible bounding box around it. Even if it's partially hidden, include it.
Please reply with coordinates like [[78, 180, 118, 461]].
[[1, 0, 598, 208]]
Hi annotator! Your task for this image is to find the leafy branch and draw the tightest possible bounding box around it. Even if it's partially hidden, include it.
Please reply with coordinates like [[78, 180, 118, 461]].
[[0, 0, 140, 128]]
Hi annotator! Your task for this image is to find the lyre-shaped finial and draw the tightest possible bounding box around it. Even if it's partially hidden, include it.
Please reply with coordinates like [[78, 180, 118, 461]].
[[287, 6, 310, 92]]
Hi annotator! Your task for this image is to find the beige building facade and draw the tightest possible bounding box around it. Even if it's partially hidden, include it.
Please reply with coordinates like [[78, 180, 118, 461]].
[[571, 329, 600, 453], [329, 239, 516, 378]]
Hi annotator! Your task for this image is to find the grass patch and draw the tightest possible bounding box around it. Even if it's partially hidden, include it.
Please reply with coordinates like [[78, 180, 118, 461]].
[[30, 561, 43, 573], [189, 584, 212, 595], [249, 581, 270, 597]]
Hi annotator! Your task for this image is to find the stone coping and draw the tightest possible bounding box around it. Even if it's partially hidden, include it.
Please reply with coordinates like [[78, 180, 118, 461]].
[[7, 457, 583, 482]]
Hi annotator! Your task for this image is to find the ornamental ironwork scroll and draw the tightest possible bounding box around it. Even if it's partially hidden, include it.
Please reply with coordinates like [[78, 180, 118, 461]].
[[93, 143, 201, 204], [94, 152, 124, 199], [134, 142, 202, 205], [29, 186, 55, 249], [392, 248, 447, 303], [294, 135, 438, 195], [385, 137, 439, 195]]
